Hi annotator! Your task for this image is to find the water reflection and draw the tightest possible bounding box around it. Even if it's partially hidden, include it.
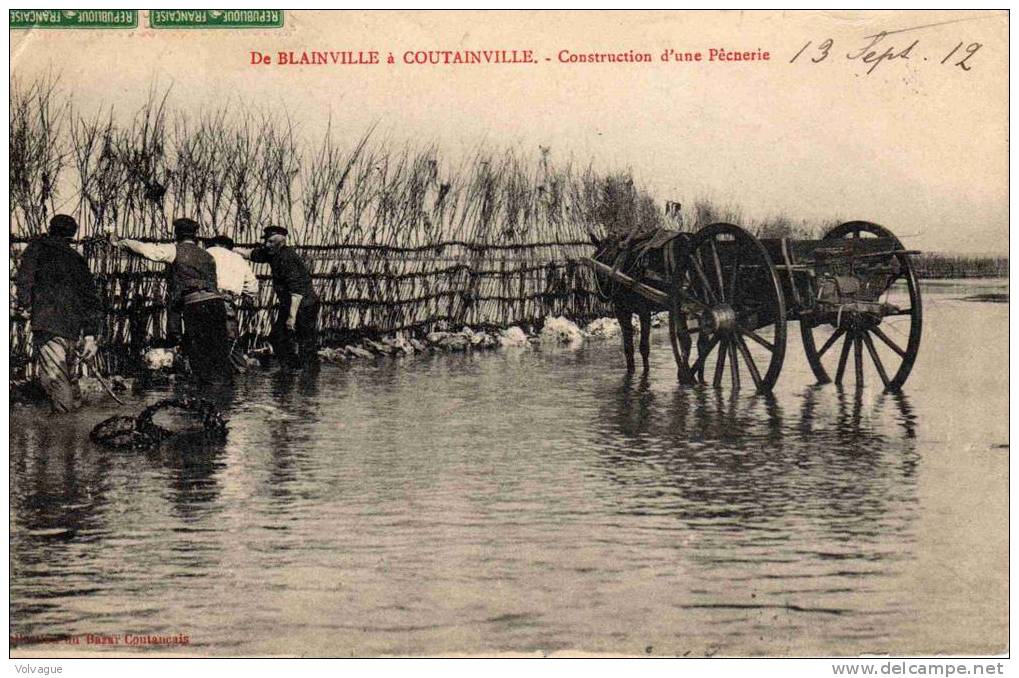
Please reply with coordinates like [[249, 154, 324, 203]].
[[10, 420, 114, 637], [589, 376, 923, 653], [799, 386, 918, 441], [157, 440, 228, 520], [10, 423, 111, 544], [9, 292, 1007, 655], [235, 367, 326, 514], [594, 376, 919, 535]]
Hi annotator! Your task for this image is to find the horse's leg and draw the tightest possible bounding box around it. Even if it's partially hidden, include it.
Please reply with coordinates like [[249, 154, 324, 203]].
[[695, 332, 711, 382], [615, 304, 635, 372], [639, 310, 651, 373], [673, 309, 695, 384]]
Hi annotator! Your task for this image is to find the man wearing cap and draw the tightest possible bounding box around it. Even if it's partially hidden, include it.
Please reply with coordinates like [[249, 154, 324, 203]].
[[15, 215, 104, 412], [246, 225, 320, 368], [206, 234, 258, 367], [117, 218, 232, 385]]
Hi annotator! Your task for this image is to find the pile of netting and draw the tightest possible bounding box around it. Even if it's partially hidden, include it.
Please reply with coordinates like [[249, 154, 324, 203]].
[[90, 397, 228, 450]]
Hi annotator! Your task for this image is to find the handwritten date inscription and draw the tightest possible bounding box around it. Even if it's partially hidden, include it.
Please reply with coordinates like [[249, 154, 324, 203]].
[[790, 31, 982, 74]]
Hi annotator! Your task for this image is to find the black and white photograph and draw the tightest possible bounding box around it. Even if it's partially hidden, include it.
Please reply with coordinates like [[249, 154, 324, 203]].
[[7, 9, 1010, 663]]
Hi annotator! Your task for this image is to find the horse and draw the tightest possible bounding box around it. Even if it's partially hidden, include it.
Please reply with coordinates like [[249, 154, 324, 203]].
[[588, 229, 692, 375]]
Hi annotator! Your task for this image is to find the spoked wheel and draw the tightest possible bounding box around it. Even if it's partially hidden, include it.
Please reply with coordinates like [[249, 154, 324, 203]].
[[670, 223, 787, 393], [800, 221, 922, 392], [669, 292, 696, 384]]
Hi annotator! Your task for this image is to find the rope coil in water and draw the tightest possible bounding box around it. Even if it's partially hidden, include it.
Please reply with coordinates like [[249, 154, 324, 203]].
[[90, 397, 227, 450], [89, 416, 147, 449]]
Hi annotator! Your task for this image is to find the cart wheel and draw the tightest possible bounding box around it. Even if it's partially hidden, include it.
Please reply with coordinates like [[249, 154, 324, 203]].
[[800, 221, 923, 392], [673, 223, 787, 393], [668, 291, 696, 384], [666, 234, 696, 384]]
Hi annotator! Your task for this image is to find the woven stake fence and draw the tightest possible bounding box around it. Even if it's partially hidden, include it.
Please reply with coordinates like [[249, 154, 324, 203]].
[[10, 238, 608, 378], [10, 80, 668, 378]]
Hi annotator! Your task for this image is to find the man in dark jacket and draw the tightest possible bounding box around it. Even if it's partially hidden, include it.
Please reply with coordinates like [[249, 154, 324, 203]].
[[117, 218, 232, 385], [247, 225, 320, 368], [15, 214, 103, 412]]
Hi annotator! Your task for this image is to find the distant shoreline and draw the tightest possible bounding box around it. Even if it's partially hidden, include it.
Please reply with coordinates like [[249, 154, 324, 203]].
[[961, 293, 1008, 303], [919, 277, 1008, 285], [913, 254, 1007, 279], [920, 273, 1009, 280]]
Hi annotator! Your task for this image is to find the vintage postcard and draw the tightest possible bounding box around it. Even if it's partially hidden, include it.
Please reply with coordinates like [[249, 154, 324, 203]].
[[7, 9, 1009, 661]]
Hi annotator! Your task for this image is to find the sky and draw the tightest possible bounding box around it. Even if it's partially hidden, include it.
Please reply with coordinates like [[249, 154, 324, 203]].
[[10, 10, 1010, 255]]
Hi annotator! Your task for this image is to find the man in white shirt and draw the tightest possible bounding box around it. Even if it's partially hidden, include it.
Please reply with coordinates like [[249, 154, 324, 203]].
[[116, 218, 232, 385], [206, 235, 258, 340]]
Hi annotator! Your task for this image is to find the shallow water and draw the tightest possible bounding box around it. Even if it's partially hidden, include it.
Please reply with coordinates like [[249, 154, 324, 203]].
[[9, 280, 1008, 656]]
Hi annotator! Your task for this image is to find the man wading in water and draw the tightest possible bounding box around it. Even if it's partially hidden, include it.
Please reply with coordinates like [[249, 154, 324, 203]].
[[117, 218, 233, 385], [205, 234, 258, 370], [244, 225, 320, 368], [15, 214, 103, 413]]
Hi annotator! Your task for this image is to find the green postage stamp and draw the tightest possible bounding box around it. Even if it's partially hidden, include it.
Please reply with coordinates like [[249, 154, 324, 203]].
[[9, 9, 284, 30], [9, 9, 137, 29]]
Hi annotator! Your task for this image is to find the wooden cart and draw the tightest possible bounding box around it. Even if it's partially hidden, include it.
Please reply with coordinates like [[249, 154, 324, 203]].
[[583, 221, 922, 393]]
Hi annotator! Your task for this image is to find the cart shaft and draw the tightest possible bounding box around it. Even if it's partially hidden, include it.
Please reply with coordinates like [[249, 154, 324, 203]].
[[581, 257, 670, 305]]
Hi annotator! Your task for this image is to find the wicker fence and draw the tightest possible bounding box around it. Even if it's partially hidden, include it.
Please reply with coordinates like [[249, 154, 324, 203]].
[[9, 233, 613, 378]]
